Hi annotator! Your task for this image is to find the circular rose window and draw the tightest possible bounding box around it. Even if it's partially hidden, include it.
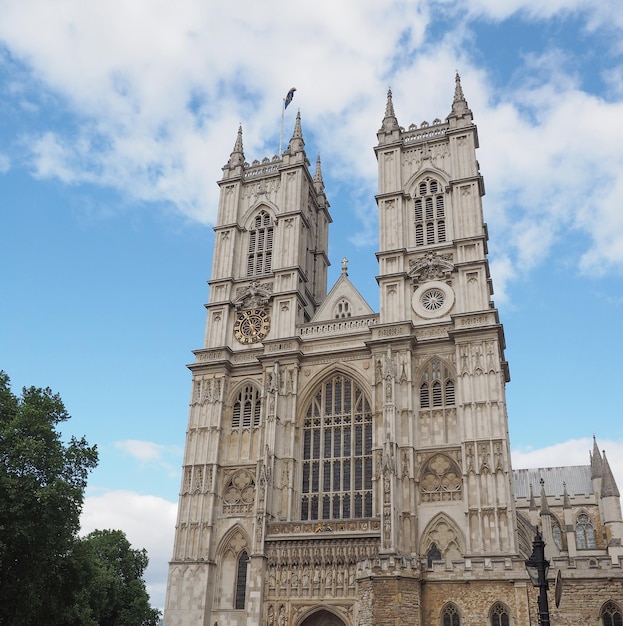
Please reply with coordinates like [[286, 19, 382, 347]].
[[412, 281, 454, 318], [421, 288, 445, 311]]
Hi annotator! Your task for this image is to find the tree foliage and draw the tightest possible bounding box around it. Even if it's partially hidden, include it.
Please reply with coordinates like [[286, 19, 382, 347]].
[[79, 530, 161, 626], [0, 372, 160, 626]]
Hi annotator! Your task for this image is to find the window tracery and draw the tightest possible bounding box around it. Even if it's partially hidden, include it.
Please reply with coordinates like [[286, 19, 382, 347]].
[[491, 602, 510, 626], [420, 454, 462, 502], [301, 374, 373, 521], [575, 512, 596, 549], [602, 601, 623, 626], [442, 603, 460, 626]]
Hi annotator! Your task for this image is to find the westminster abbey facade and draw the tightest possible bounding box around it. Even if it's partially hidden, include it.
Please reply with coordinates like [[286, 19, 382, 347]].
[[164, 77, 623, 625]]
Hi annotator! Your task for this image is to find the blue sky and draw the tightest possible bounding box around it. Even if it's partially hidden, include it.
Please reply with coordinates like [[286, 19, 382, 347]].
[[2, 0, 623, 610]]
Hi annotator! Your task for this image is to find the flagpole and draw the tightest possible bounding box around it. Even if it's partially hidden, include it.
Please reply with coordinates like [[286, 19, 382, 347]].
[[279, 97, 286, 157]]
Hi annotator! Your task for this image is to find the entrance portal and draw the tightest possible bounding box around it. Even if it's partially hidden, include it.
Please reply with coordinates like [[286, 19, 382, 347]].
[[299, 608, 347, 626]]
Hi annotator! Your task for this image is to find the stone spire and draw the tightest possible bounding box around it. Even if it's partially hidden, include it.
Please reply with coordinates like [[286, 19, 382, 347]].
[[313, 155, 324, 192], [228, 125, 245, 168], [601, 451, 621, 498], [377, 87, 401, 144], [286, 110, 305, 155], [313, 155, 328, 209], [447, 72, 473, 126], [453, 71, 466, 103], [380, 88, 399, 132], [591, 435, 603, 479]]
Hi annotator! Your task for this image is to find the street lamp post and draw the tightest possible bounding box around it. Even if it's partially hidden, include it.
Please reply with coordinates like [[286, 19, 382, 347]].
[[525, 527, 551, 626]]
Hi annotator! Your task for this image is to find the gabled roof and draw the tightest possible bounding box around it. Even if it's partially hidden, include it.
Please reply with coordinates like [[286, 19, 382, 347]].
[[311, 270, 375, 323], [513, 466, 593, 499]]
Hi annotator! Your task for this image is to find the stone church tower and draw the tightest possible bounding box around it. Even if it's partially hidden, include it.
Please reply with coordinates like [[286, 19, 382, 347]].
[[164, 77, 623, 626]]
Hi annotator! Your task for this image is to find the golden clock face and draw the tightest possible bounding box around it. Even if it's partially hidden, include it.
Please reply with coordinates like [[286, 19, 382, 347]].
[[233, 308, 271, 344]]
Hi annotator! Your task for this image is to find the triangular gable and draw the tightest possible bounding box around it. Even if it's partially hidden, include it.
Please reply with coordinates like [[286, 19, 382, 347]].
[[311, 272, 375, 322]]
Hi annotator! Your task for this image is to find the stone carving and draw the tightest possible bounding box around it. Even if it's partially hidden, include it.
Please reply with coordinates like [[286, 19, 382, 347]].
[[409, 251, 454, 284], [235, 281, 273, 310]]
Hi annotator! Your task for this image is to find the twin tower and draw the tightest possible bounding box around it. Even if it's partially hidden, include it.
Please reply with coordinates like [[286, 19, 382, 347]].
[[164, 77, 623, 626]]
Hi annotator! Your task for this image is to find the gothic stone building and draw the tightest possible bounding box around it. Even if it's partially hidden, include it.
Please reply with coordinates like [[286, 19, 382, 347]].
[[164, 76, 623, 626]]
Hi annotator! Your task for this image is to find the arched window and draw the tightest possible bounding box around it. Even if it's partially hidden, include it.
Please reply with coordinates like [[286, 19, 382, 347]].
[[414, 177, 446, 246], [491, 602, 510, 626], [602, 601, 623, 626], [427, 543, 442, 568], [232, 385, 262, 429], [301, 374, 373, 521], [234, 551, 249, 609], [552, 518, 563, 550], [334, 298, 352, 319], [420, 359, 455, 409], [247, 210, 273, 276], [575, 513, 596, 549], [442, 603, 460, 626]]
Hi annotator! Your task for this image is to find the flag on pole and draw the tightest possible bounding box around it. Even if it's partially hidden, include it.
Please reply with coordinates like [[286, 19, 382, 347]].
[[284, 87, 297, 109]]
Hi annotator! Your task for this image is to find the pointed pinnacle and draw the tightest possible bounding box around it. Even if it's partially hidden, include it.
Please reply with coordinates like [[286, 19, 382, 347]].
[[563, 482, 571, 509], [380, 87, 399, 133], [454, 71, 466, 103], [529, 483, 537, 511], [292, 110, 303, 139], [591, 435, 603, 479], [539, 477, 550, 515], [233, 125, 244, 153], [385, 87, 396, 118], [601, 450, 620, 498], [313, 155, 324, 188], [227, 124, 245, 167]]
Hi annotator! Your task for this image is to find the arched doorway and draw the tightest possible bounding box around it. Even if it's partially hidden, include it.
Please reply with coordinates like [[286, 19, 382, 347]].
[[299, 608, 347, 626]]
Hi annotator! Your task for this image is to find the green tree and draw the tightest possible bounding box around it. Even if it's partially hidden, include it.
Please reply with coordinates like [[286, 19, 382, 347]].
[[0, 372, 161, 625], [0, 371, 99, 625], [80, 529, 161, 626]]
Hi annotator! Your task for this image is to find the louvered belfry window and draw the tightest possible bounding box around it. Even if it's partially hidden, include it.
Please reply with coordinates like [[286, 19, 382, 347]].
[[414, 177, 446, 246], [301, 374, 373, 521], [232, 386, 262, 428], [247, 210, 273, 276], [419, 359, 455, 409]]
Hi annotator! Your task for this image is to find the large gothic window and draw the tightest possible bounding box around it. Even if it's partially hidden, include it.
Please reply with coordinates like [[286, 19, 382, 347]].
[[247, 210, 273, 276], [414, 177, 446, 246], [419, 358, 455, 409], [301, 374, 373, 521], [602, 602, 623, 626], [442, 603, 460, 626], [575, 512, 596, 549]]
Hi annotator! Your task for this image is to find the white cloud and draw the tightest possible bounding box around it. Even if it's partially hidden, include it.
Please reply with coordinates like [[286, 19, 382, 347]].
[[0, 2, 623, 286], [115, 439, 167, 462], [512, 438, 623, 497], [81, 490, 177, 612]]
